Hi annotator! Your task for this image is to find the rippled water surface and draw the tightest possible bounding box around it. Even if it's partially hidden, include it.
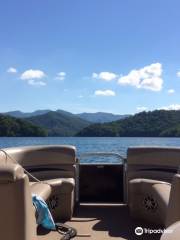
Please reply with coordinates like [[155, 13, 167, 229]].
[[0, 137, 180, 163]]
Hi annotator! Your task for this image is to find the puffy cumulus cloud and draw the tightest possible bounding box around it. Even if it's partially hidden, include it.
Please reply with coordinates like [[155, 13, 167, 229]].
[[7, 67, 17, 73], [136, 106, 148, 112], [20, 69, 46, 86], [55, 72, 66, 81], [118, 63, 163, 91], [94, 89, 116, 96], [160, 104, 180, 111], [21, 69, 46, 80], [92, 72, 118, 81], [167, 89, 175, 94]]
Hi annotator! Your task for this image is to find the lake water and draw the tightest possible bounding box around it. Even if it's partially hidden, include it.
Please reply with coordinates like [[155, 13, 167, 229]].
[[0, 137, 180, 163]]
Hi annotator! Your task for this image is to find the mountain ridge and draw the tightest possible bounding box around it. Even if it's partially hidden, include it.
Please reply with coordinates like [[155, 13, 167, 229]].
[[2, 109, 180, 137], [2, 110, 128, 123], [26, 111, 91, 136], [77, 112, 129, 123]]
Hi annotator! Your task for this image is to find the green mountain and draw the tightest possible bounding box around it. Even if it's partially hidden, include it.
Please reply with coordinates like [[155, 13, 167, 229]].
[[3, 109, 129, 123], [0, 114, 47, 137], [26, 111, 90, 136], [77, 112, 129, 123], [3, 110, 50, 118], [76, 110, 180, 137]]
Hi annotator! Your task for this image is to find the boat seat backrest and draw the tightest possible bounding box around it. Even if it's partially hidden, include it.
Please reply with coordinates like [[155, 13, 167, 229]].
[[3, 145, 76, 167], [0, 163, 36, 240], [2, 146, 78, 183]]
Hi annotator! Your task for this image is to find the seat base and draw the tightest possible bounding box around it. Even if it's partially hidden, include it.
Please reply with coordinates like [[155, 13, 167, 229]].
[[46, 178, 75, 221], [128, 178, 171, 226]]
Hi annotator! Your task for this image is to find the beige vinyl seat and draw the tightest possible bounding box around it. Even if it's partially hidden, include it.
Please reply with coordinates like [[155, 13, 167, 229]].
[[0, 163, 76, 240], [128, 174, 180, 240], [0, 145, 78, 240], [1, 145, 78, 220], [127, 147, 180, 229]]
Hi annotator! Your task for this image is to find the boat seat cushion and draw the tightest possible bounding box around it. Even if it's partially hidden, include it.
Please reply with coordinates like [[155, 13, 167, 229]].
[[129, 178, 171, 225], [45, 178, 75, 193], [30, 178, 74, 200], [30, 182, 52, 201]]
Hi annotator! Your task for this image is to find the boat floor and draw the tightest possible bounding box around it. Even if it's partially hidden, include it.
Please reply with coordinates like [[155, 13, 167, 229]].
[[37, 204, 162, 240]]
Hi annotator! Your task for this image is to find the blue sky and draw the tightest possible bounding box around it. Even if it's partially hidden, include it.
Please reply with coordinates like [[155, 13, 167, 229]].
[[0, 0, 180, 114]]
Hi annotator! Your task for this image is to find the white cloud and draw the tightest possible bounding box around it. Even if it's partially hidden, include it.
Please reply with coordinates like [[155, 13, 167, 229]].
[[167, 89, 175, 94], [21, 69, 46, 80], [160, 104, 180, 111], [176, 71, 180, 77], [55, 72, 66, 81], [136, 106, 148, 112], [92, 73, 98, 79], [94, 90, 116, 96], [118, 63, 163, 91], [28, 80, 46, 86], [7, 67, 17, 73], [92, 72, 118, 81], [20, 69, 46, 86]]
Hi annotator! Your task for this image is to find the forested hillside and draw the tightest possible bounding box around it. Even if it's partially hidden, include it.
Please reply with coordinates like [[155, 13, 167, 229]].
[[0, 115, 47, 137], [27, 111, 90, 136], [76, 110, 180, 137]]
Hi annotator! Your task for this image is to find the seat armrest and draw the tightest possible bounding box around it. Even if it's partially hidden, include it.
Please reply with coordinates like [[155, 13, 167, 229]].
[[0, 164, 24, 182], [30, 182, 51, 201]]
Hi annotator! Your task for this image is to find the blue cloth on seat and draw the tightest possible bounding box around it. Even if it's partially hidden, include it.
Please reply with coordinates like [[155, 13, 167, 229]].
[[32, 194, 56, 230]]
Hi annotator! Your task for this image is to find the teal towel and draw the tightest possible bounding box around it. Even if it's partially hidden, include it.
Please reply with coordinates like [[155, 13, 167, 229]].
[[32, 194, 56, 230]]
